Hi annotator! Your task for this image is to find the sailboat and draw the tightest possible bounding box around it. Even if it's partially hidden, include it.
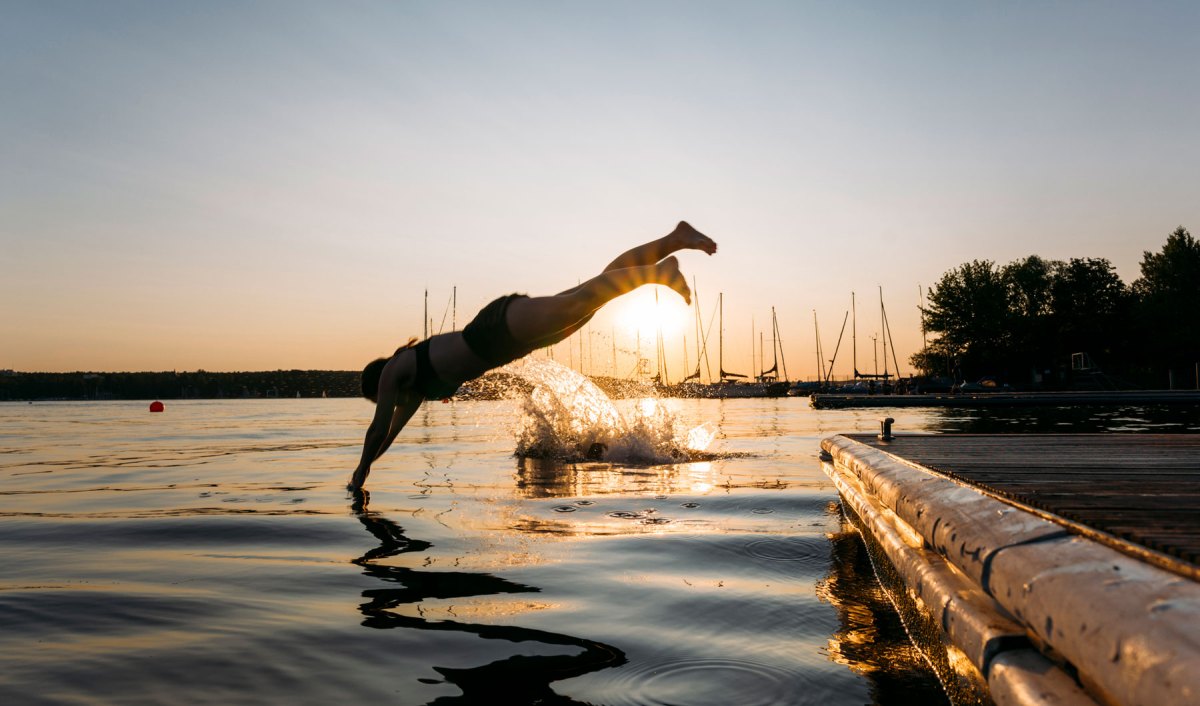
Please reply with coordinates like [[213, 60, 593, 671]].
[[700, 294, 790, 398], [845, 288, 902, 393]]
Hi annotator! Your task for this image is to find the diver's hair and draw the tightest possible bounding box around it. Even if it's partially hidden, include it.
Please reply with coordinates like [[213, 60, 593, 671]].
[[361, 337, 419, 402]]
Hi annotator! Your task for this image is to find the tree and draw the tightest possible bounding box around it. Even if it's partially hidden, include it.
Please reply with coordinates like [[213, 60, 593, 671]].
[[1048, 257, 1131, 371], [912, 227, 1195, 388], [1132, 226, 1200, 376], [1002, 255, 1059, 380], [915, 260, 1011, 380]]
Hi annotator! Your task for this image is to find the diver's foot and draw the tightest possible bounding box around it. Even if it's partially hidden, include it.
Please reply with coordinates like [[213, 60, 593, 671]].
[[669, 221, 717, 256], [658, 256, 692, 305]]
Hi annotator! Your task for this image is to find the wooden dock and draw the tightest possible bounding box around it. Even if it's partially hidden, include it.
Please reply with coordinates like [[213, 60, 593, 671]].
[[810, 389, 1200, 409], [821, 431, 1200, 706]]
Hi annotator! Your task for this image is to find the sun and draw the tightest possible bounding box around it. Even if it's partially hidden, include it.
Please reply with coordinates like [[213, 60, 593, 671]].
[[615, 288, 689, 339]]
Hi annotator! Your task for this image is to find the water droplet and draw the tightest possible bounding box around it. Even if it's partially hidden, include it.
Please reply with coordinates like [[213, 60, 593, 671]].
[[641, 517, 671, 525], [574, 500, 595, 506], [680, 502, 699, 508], [607, 511, 643, 520], [553, 505, 578, 513], [751, 508, 773, 515]]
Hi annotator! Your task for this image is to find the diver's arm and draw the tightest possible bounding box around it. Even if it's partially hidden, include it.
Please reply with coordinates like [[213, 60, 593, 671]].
[[350, 399, 395, 490], [374, 394, 421, 461], [350, 359, 413, 490]]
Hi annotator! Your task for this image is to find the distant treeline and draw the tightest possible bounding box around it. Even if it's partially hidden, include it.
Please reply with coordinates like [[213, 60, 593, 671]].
[[912, 226, 1200, 389], [0, 370, 360, 401], [0, 368, 648, 402], [0, 367, 659, 402]]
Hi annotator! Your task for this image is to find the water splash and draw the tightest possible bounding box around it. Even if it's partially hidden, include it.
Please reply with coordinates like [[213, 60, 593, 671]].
[[500, 358, 715, 464]]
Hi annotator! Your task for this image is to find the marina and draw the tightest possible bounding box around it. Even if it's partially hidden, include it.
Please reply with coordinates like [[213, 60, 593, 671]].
[[811, 390, 1200, 408], [821, 430, 1200, 705]]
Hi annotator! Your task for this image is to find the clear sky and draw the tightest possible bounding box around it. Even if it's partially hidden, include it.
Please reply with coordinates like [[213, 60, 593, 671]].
[[3, 1, 1197, 380]]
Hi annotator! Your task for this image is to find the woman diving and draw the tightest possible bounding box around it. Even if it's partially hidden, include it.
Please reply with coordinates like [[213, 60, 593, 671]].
[[350, 221, 716, 490]]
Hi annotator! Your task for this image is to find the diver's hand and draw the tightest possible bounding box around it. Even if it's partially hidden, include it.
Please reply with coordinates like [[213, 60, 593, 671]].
[[348, 465, 369, 491]]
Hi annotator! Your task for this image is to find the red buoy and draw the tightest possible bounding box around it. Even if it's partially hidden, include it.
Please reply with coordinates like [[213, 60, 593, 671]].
[[149, 401, 165, 413]]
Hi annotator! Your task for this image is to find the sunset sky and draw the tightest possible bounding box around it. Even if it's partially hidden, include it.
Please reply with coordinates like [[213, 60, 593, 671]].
[[3, 2, 1197, 380]]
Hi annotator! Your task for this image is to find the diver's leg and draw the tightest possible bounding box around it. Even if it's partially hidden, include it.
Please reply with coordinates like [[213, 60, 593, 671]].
[[553, 222, 716, 298], [599, 221, 716, 273], [541, 222, 714, 341], [507, 257, 690, 347]]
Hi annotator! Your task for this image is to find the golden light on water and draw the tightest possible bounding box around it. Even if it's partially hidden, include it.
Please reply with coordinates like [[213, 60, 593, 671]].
[[686, 461, 715, 493], [686, 424, 716, 451]]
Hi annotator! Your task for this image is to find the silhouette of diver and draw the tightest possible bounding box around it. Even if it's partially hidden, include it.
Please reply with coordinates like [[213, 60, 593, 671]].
[[351, 221, 717, 490], [353, 503, 626, 704]]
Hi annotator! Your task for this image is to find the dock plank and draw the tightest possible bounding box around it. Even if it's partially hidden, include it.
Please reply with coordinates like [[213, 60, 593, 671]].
[[850, 433, 1200, 572]]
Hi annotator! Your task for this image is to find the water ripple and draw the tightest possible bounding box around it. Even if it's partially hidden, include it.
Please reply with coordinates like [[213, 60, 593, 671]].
[[743, 537, 827, 567], [606, 511, 646, 520], [595, 657, 804, 706]]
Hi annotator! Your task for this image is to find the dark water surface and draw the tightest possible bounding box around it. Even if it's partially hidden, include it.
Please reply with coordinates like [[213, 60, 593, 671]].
[[3, 397, 1197, 705]]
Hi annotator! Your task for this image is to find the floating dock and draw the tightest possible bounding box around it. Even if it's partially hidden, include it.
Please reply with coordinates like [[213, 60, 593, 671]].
[[820, 431, 1200, 706], [811, 390, 1200, 409]]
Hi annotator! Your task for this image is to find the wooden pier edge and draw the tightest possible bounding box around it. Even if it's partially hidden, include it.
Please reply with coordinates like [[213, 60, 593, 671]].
[[821, 434, 1200, 706], [824, 451, 1097, 706], [810, 390, 1200, 409]]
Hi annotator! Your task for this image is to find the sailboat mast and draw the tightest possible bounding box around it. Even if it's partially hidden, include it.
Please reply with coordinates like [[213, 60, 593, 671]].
[[692, 278, 703, 382], [880, 287, 888, 379], [452, 286, 456, 331], [775, 308, 789, 382], [851, 291, 857, 379], [611, 326, 616, 376], [827, 311, 849, 385], [719, 293, 724, 381], [424, 289, 429, 339], [655, 289, 664, 384], [814, 310, 823, 383], [884, 291, 902, 379], [694, 284, 702, 380], [683, 336, 688, 384]]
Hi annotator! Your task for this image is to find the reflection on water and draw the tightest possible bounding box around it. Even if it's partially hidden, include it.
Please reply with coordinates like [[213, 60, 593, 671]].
[[5, 396, 1195, 704], [818, 504, 952, 706], [515, 456, 726, 500], [353, 506, 626, 704]]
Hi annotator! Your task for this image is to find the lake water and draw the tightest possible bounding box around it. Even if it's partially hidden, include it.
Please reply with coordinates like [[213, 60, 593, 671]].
[[3, 379, 1198, 705]]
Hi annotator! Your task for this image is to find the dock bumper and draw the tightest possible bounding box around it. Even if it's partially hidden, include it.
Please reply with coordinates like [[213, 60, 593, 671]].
[[822, 434, 1200, 706]]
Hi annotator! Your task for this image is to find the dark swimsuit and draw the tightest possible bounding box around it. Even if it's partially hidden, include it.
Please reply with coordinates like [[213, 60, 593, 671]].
[[410, 339, 461, 401], [408, 294, 534, 401], [461, 294, 534, 366]]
